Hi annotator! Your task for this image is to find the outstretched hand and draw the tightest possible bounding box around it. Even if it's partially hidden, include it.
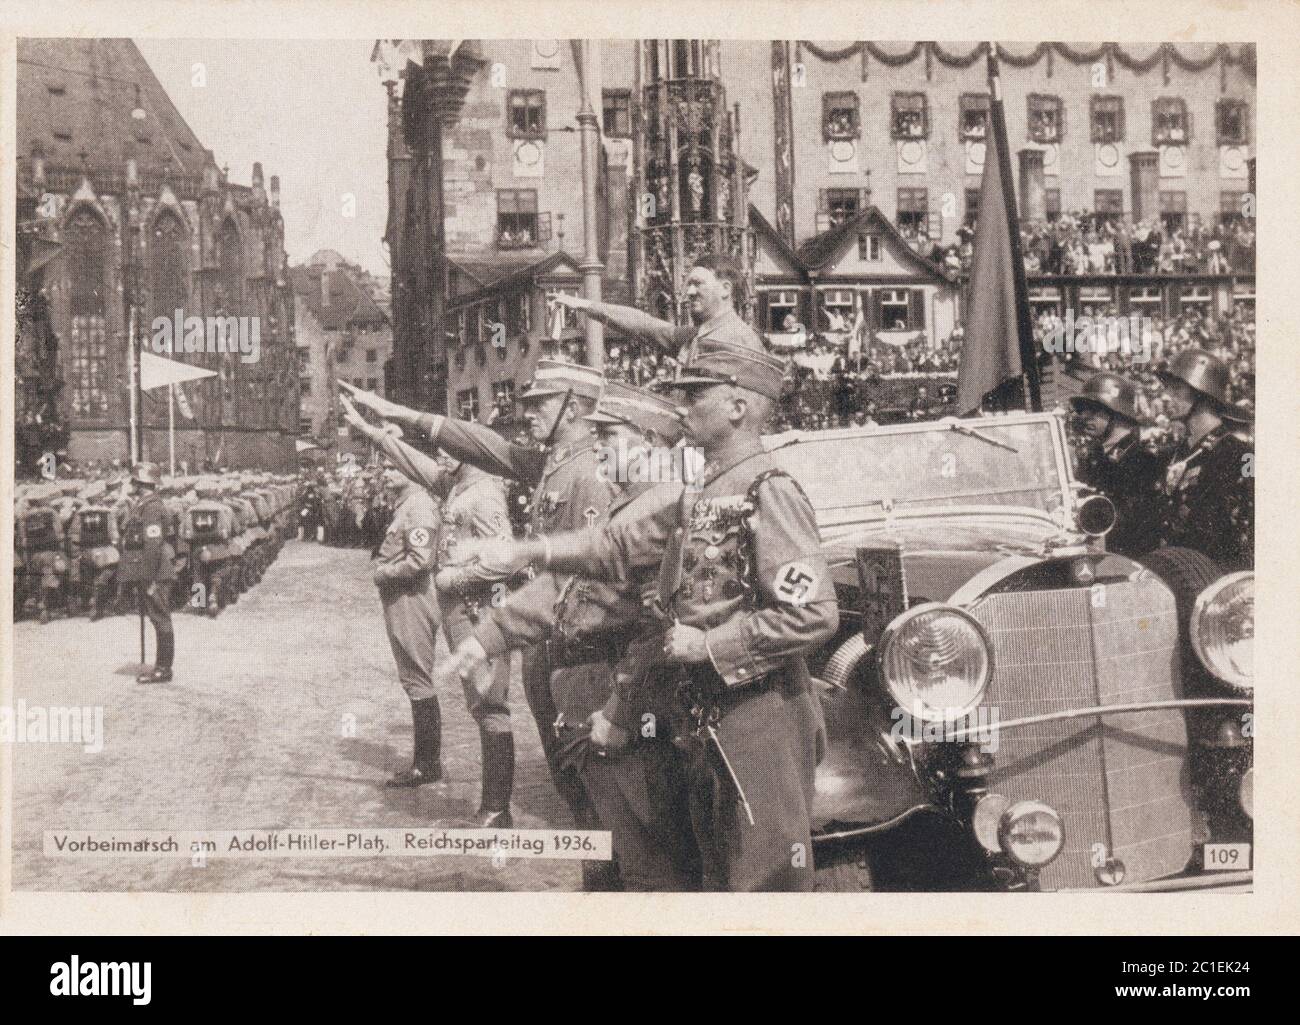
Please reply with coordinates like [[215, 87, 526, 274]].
[[338, 380, 409, 422]]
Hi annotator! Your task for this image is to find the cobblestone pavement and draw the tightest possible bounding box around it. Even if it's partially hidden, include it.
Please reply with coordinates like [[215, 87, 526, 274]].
[[9, 539, 581, 891]]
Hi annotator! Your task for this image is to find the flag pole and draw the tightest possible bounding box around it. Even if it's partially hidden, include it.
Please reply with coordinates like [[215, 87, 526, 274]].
[[986, 44, 1041, 411], [168, 384, 176, 478]]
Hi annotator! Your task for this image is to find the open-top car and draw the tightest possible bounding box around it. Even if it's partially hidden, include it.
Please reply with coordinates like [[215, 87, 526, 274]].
[[765, 411, 1253, 891]]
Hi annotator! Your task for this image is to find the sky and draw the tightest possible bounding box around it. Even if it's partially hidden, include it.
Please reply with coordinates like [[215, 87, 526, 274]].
[[135, 39, 390, 277]]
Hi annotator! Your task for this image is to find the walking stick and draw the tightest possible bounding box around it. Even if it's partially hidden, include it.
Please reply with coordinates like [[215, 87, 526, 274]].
[[139, 587, 146, 666]]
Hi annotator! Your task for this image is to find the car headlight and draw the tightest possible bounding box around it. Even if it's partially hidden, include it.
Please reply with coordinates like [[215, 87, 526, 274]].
[[1190, 572, 1253, 692], [998, 800, 1065, 868], [972, 793, 1010, 854], [878, 603, 992, 722], [1239, 767, 1253, 820]]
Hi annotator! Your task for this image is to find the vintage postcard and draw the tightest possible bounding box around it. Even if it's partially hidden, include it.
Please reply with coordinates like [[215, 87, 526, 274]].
[[2, 0, 1296, 937]]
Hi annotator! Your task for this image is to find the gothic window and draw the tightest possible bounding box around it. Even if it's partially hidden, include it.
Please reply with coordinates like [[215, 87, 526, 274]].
[[822, 92, 860, 141], [891, 93, 928, 140], [1090, 96, 1125, 144], [1152, 98, 1189, 146], [508, 90, 546, 139], [1027, 94, 1062, 143], [1216, 99, 1249, 146], [149, 210, 188, 340], [217, 219, 243, 313], [66, 208, 110, 418], [959, 93, 989, 142]]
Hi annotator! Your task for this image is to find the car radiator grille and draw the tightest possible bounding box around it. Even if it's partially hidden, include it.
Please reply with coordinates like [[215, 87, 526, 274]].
[[970, 577, 1194, 889]]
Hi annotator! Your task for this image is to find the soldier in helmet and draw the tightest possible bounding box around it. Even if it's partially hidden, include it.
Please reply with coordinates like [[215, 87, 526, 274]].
[[1155, 347, 1254, 571], [1068, 372, 1166, 558], [17, 483, 70, 623], [68, 480, 122, 620], [119, 462, 177, 683]]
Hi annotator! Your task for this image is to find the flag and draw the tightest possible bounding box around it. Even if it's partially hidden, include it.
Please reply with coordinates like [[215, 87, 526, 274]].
[[956, 49, 1039, 415], [139, 350, 218, 391]]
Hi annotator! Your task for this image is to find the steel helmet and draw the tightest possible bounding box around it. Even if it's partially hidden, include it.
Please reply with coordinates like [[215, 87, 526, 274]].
[[131, 461, 162, 487], [1069, 372, 1141, 424]]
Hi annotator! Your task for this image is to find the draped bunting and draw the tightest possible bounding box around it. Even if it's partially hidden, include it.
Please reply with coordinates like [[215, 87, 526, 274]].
[[797, 41, 1255, 77]]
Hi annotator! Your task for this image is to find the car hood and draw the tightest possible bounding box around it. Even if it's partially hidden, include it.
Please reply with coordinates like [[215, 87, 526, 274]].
[[821, 509, 1068, 603]]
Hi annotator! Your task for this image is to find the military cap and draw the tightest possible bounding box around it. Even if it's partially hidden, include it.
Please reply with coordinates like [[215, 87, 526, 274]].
[[1069, 372, 1142, 424], [131, 461, 162, 486], [662, 338, 788, 400], [584, 380, 685, 444], [519, 358, 605, 402], [1156, 347, 1250, 421]]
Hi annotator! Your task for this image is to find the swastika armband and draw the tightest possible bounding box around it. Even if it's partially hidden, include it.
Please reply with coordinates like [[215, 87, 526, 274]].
[[773, 561, 818, 606]]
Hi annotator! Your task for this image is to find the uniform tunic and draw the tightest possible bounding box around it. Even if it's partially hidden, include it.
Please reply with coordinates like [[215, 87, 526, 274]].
[[418, 414, 619, 821], [472, 479, 699, 889], [373, 483, 441, 702], [1074, 432, 1166, 559], [376, 430, 514, 731], [546, 438, 839, 891], [120, 491, 178, 665], [1160, 424, 1254, 571]]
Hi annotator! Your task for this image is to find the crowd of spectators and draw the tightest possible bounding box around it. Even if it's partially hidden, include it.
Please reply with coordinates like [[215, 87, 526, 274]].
[[925, 210, 1255, 279]]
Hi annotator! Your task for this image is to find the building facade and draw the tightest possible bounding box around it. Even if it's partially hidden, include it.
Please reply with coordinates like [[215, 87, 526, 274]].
[[290, 252, 392, 458], [380, 39, 1255, 414], [15, 38, 299, 474]]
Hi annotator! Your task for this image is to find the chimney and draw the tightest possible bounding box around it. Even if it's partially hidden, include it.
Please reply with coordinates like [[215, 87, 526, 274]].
[[269, 174, 280, 209], [1018, 149, 1046, 223]]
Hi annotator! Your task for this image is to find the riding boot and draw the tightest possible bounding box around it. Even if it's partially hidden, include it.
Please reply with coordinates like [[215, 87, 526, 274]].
[[476, 728, 515, 828], [386, 697, 443, 788]]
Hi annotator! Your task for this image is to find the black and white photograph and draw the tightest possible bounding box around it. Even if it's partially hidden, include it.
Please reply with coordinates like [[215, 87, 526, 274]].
[[3, 1, 1283, 938]]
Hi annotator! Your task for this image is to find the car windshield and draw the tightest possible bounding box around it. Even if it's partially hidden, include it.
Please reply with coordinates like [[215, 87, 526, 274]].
[[765, 417, 1067, 518]]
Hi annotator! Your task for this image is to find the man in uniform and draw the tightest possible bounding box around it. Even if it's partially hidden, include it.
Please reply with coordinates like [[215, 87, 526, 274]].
[[1068, 371, 1166, 558], [1156, 348, 1254, 571], [68, 480, 122, 620], [451, 342, 839, 891], [340, 396, 516, 823], [550, 254, 763, 364], [341, 361, 620, 885], [371, 455, 444, 787], [119, 462, 177, 683], [17, 484, 69, 623], [436, 381, 702, 888]]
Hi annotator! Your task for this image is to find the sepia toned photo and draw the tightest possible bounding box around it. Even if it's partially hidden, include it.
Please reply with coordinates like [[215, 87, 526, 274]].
[[8, 22, 1260, 904]]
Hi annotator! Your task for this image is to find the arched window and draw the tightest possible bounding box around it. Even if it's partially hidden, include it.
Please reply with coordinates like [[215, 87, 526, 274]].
[[217, 218, 243, 313], [150, 210, 189, 341], [66, 208, 110, 417]]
